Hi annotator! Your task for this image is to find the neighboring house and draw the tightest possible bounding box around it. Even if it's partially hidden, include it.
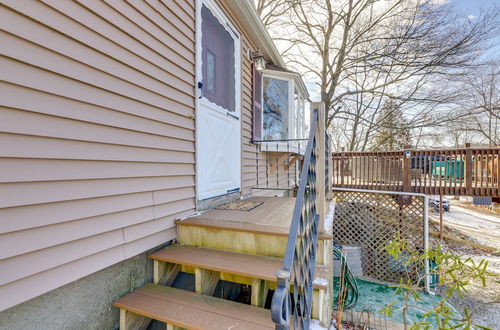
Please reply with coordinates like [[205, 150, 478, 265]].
[[0, 0, 319, 329]]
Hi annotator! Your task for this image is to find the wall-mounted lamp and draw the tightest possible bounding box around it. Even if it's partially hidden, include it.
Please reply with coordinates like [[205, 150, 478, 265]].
[[248, 49, 266, 72]]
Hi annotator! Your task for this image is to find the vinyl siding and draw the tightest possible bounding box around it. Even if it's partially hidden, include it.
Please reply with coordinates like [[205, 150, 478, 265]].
[[0, 0, 196, 311], [0, 0, 291, 312]]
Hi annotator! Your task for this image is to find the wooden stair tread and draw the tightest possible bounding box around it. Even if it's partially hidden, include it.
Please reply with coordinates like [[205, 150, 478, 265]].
[[175, 217, 332, 240], [150, 245, 329, 289], [113, 284, 273, 329]]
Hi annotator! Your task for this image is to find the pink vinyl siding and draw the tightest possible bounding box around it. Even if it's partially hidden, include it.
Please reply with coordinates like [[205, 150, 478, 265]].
[[0, 0, 196, 311], [0, 0, 288, 312]]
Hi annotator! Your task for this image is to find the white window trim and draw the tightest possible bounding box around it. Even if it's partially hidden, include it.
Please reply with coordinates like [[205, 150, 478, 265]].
[[260, 70, 308, 153]]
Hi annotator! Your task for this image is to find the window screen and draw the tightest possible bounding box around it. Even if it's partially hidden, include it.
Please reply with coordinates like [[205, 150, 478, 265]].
[[201, 5, 235, 112]]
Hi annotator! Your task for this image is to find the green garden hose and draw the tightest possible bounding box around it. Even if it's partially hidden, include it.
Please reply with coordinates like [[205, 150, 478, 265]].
[[333, 246, 359, 310]]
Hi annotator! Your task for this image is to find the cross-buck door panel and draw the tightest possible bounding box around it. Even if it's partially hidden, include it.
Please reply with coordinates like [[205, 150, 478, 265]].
[[196, 1, 241, 200]]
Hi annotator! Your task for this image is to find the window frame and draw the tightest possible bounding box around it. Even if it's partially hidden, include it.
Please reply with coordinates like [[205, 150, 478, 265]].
[[262, 73, 292, 141], [259, 69, 308, 142]]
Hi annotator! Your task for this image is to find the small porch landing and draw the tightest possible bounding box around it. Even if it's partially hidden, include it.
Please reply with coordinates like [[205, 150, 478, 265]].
[[191, 196, 296, 229], [114, 196, 334, 329], [181, 196, 333, 238], [176, 196, 332, 264]]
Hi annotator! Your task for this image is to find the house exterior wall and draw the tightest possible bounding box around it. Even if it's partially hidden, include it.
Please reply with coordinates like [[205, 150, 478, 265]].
[[0, 245, 162, 330], [0, 0, 292, 318], [0, 0, 196, 312]]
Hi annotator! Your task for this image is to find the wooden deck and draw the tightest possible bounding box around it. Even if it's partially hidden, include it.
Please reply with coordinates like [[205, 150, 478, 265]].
[[199, 196, 296, 228], [175, 196, 332, 267], [332, 147, 500, 197], [178, 196, 331, 240]]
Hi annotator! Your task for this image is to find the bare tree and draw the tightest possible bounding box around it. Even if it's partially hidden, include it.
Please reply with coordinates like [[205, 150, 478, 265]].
[[256, 0, 499, 150], [454, 61, 500, 146], [255, 0, 294, 28]]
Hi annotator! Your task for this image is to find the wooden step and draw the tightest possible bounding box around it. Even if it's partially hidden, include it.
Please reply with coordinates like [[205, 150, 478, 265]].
[[175, 217, 332, 240], [113, 283, 274, 329], [175, 217, 332, 264], [149, 244, 329, 290], [149, 244, 331, 321]]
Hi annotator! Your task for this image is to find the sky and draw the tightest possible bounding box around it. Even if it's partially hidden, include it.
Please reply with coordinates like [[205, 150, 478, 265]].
[[453, 0, 500, 57], [453, 0, 499, 17], [300, 0, 500, 102]]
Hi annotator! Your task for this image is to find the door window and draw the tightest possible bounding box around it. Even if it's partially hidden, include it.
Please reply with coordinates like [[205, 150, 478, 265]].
[[201, 5, 235, 112]]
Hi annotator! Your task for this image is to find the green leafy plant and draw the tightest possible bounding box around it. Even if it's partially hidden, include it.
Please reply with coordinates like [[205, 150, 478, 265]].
[[381, 234, 496, 330]]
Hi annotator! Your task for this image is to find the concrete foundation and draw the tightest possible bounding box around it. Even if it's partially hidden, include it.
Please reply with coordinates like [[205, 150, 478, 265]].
[[0, 242, 170, 330]]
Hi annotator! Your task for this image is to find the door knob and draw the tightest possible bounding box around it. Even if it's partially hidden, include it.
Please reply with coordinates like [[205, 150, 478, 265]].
[[197, 82, 203, 99]]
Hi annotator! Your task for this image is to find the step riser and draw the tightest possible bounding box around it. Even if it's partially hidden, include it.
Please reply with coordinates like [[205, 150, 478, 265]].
[[177, 224, 330, 264], [154, 261, 331, 322], [180, 264, 327, 292]]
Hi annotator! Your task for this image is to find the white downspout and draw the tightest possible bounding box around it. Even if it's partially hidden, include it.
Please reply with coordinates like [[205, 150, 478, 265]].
[[423, 194, 433, 295]]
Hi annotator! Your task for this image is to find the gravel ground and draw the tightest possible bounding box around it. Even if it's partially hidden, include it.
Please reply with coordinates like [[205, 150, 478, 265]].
[[430, 201, 500, 329], [431, 202, 500, 250]]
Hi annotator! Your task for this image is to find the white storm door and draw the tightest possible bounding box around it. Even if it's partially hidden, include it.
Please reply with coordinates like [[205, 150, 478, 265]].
[[196, 1, 241, 200]]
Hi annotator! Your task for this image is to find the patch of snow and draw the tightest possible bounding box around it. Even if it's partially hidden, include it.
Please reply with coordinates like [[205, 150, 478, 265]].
[[310, 319, 337, 330], [452, 205, 500, 224], [324, 201, 336, 232], [430, 0, 449, 4], [313, 277, 329, 287], [175, 211, 203, 221]]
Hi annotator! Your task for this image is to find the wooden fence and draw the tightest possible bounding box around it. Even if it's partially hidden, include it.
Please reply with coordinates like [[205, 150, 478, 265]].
[[332, 147, 500, 197]]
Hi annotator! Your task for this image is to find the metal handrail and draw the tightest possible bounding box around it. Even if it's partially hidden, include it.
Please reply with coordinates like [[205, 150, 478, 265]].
[[271, 109, 319, 329], [251, 138, 307, 193], [250, 138, 309, 143], [325, 133, 331, 197]]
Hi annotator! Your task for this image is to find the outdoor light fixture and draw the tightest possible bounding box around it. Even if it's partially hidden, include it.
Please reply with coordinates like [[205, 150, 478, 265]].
[[248, 49, 266, 71]]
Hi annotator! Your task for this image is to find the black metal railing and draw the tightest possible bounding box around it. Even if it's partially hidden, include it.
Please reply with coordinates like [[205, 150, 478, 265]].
[[250, 138, 307, 194], [271, 109, 320, 329], [325, 133, 331, 197]]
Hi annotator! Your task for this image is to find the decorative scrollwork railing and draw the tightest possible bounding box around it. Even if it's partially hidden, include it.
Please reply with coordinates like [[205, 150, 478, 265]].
[[325, 132, 331, 197], [271, 109, 320, 330]]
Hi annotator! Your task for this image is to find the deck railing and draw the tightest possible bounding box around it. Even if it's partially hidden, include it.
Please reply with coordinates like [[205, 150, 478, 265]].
[[271, 104, 325, 329], [332, 147, 500, 196], [250, 138, 307, 194]]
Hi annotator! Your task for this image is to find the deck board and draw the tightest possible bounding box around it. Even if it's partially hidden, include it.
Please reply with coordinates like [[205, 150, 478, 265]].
[[177, 197, 331, 240], [114, 284, 273, 329], [201, 197, 296, 227], [150, 245, 329, 289]]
